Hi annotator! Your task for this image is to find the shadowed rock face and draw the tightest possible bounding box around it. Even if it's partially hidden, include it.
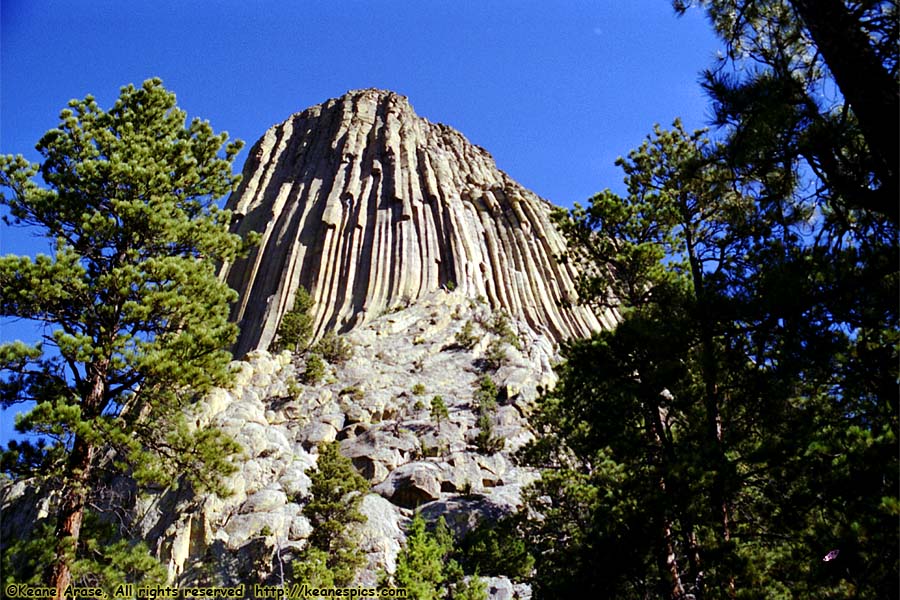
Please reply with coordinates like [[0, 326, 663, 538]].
[[222, 89, 614, 356]]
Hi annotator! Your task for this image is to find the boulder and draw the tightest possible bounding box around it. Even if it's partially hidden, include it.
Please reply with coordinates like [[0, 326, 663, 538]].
[[373, 461, 442, 508], [357, 494, 405, 582]]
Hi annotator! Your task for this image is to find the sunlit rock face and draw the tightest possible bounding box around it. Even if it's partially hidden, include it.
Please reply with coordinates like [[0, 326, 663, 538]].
[[221, 89, 614, 356]]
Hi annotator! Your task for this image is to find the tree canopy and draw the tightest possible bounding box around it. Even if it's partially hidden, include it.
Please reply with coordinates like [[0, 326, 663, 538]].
[[0, 78, 254, 594], [677, 0, 898, 224], [518, 2, 898, 597]]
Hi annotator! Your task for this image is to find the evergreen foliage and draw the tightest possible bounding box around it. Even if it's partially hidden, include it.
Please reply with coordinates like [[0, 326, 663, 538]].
[[482, 340, 508, 372], [459, 516, 534, 580], [313, 331, 354, 365], [392, 514, 487, 600], [294, 441, 369, 587], [430, 396, 449, 429], [522, 30, 898, 596], [273, 287, 314, 353], [674, 0, 897, 224], [481, 311, 520, 371], [472, 376, 498, 412], [70, 512, 168, 593], [302, 353, 326, 384], [484, 311, 521, 350], [0, 511, 165, 595], [453, 320, 479, 350], [0, 78, 253, 593], [472, 376, 503, 455]]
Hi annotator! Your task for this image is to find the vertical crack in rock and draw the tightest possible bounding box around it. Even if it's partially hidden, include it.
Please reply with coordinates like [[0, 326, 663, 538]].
[[222, 89, 614, 355]]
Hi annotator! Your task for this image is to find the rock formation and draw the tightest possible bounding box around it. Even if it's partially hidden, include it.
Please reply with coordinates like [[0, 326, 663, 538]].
[[1, 90, 615, 598], [114, 291, 553, 588], [221, 89, 614, 356]]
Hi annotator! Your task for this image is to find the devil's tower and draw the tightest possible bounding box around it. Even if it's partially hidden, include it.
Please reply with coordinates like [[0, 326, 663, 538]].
[[221, 89, 614, 355], [0, 91, 619, 592]]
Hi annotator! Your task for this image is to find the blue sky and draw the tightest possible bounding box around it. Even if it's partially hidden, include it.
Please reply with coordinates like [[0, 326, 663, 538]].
[[0, 0, 721, 441]]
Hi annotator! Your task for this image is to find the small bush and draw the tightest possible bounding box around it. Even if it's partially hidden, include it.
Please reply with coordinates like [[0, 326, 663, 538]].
[[474, 413, 504, 454], [285, 376, 302, 397], [314, 331, 354, 364], [482, 311, 522, 371], [340, 386, 365, 401], [274, 287, 314, 353], [412, 383, 426, 396], [454, 320, 479, 350], [484, 310, 521, 349], [483, 338, 508, 371], [431, 395, 449, 427], [303, 353, 326, 384], [473, 376, 502, 454], [473, 376, 498, 412]]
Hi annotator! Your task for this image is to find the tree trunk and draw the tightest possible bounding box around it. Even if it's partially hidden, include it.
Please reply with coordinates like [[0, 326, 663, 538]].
[[48, 435, 95, 597], [48, 361, 106, 596], [790, 0, 899, 222], [643, 392, 688, 599], [684, 224, 735, 596]]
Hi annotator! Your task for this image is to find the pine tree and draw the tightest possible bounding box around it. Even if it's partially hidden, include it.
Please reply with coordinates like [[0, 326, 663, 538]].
[[273, 287, 314, 353], [393, 514, 486, 600], [526, 78, 897, 599], [294, 441, 369, 587], [526, 103, 900, 598], [0, 79, 255, 594], [674, 0, 898, 223], [430, 396, 449, 430]]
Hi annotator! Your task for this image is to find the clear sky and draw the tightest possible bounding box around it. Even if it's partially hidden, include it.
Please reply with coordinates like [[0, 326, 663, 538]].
[[0, 0, 721, 441]]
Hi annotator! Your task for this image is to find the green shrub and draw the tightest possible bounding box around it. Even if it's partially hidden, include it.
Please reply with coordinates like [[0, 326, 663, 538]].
[[303, 353, 326, 384], [340, 386, 365, 401], [474, 413, 504, 454], [314, 331, 354, 364], [484, 310, 521, 349], [454, 320, 479, 350], [285, 376, 302, 397], [412, 383, 427, 396], [473, 376, 498, 412], [430, 396, 449, 427], [479, 310, 521, 370], [473, 376, 502, 454], [274, 287, 314, 353], [391, 514, 487, 600], [483, 338, 508, 371]]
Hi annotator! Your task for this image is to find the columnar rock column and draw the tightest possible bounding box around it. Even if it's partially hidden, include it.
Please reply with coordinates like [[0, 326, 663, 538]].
[[221, 89, 614, 356]]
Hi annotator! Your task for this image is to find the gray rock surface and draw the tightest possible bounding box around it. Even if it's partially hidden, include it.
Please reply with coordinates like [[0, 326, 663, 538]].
[[126, 290, 552, 591], [220, 89, 615, 356]]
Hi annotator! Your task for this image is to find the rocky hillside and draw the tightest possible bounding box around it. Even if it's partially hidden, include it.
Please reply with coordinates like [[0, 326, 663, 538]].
[[220, 89, 614, 356], [106, 291, 549, 596]]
